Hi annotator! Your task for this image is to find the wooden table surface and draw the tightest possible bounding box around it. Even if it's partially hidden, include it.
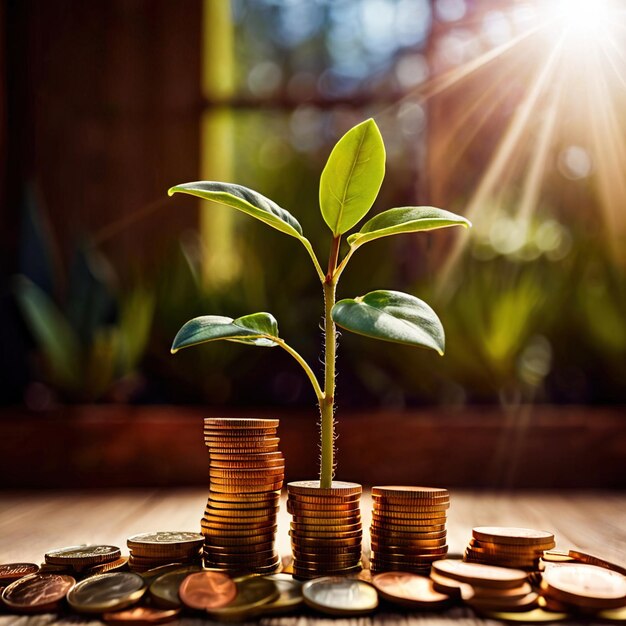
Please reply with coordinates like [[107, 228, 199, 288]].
[[1, 489, 625, 625]]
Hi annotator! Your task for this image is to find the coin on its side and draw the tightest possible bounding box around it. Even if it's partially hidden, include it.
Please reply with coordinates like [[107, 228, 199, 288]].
[[302, 576, 378, 616], [67, 572, 146, 613], [148, 565, 204, 608], [2, 573, 76, 613], [256, 574, 303, 615], [372, 571, 453, 609], [0, 563, 39, 584], [127, 532, 204, 551], [472, 527, 555, 547], [102, 605, 181, 624]]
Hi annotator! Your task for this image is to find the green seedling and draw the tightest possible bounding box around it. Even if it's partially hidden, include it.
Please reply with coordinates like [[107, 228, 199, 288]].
[[169, 119, 470, 487]]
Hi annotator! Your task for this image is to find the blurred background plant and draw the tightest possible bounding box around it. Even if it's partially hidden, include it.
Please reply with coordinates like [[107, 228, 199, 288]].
[[9, 186, 154, 406], [1, 0, 625, 409]]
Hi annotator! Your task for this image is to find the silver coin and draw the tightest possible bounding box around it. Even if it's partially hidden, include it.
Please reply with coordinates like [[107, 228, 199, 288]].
[[67, 572, 146, 613], [302, 576, 378, 615]]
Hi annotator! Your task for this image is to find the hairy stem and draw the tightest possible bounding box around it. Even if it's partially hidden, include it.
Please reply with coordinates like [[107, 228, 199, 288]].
[[320, 235, 341, 488]]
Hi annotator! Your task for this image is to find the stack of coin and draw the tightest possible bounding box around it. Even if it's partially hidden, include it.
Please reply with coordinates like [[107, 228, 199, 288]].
[[202, 418, 284, 574], [430, 560, 539, 613], [465, 527, 556, 570], [369, 486, 449, 574], [127, 532, 204, 573], [43, 545, 123, 576], [287, 480, 362, 580], [541, 563, 626, 613]]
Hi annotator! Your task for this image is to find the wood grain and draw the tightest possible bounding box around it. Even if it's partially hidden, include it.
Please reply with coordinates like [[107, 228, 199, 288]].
[[0, 489, 624, 625]]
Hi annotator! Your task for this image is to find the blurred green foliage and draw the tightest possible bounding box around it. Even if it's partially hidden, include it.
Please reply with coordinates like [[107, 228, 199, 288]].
[[13, 188, 154, 403]]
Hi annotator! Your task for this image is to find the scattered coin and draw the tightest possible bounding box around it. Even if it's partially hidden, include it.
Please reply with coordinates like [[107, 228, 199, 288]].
[[372, 571, 453, 609], [256, 573, 303, 615], [1, 573, 75, 613], [67, 571, 146, 613], [0, 563, 39, 584], [206, 575, 279, 620], [542, 563, 626, 610], [147, 565, 203, 608], [567, 550, 626, 577], [432, 560, 528, 588], [178, 571, 237, 610], [102, 605, 181, 624], [83, 557, 130, 578], [302, 576, 378, 616]]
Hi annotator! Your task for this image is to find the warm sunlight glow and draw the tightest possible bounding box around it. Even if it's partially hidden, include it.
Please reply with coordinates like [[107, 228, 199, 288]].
[[549, 0, 612, 38]]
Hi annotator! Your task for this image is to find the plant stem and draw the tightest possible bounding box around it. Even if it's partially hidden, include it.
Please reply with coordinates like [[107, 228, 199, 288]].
[[273, 337, 324, 402], [320, 235, 341, 488]]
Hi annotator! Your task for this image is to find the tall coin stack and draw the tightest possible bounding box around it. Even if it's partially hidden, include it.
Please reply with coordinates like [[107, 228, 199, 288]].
[[464, 527, 556, 570], [201, 418, 284, 574], [370, 486, 450, 574], [287, 481, 363, 580]]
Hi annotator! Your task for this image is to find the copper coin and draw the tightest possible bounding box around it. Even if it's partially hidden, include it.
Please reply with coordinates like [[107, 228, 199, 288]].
[[2, 573, 76, 613], [433, 560, 527, 588], [372, 485, 448, 498], [567, 551, 626, 577], [287, 501, 360, 513], [210, 451, 283, 460], [0, 563, 39, 584], [201, 534, 276, 547], [472, 527, 555, 547], [203, 418, 279, 428], [373, 571, 452, 608], [288, 481, 361, 497], [83, 557, 130, 577], [210, 475, 284, 486], [209, 467, 284, 478], [103, 605, 181, 624], [178, 571, 237, 610]]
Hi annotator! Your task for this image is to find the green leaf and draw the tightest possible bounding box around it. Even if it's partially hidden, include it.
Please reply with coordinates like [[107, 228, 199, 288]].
[[332, 290, 445, 355], [13, 275, 81, 389], [168, 181, 304, 239], [347, 206, 471, 247], [319, 118, 386, 235], [171, 312, 279, 353]]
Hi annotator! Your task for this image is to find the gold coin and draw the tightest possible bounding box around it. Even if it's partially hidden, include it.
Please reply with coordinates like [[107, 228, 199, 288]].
[[205, 505, 278, 517], [472, 527, 555, 547], [372, 486, 449, 499], [209, 452, 283, 462], [208, 446, 280, 455], [82, 557, 129, 578], [206, 576, 279, 620], [542, 564, 626, 610], [287, 500, 360, 512], [204, 431, 277, 440], [288, 494, 361, 506], [432, 560, 527, 589], [302, 576, 377, 615], [290, 529, 362, 540], [201, 519, 277, 532], [202, 533, 276, 546], [67, 572, 146, 613], [127, 532, 204, 551], [209, 458, 284, 468], [291, 534, 363, 550], [470, 538, 545, 553], [372, 537, 447, 550], [372, 571, 452, 609], [203, 417, 279, 428], [372, 514, 447, 526], [209, 467, 284, 478], [373, 501, 450, 512], [45, 545, 122, 568], [209, 482, 283, 494], [370, 524, 446, 536], [256, 574, 303, 615], [290, 514, 361, 526], [208, 493, 280, 507], [148, 566, 205, 609], [210, 474, 284, 486], [288, 481, 362, 497], [201, 523, 276, 536], [205, 436, 280, 446]]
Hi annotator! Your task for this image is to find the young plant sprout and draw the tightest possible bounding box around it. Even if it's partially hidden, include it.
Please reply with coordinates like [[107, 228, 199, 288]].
[[170, 119, 470, 489]]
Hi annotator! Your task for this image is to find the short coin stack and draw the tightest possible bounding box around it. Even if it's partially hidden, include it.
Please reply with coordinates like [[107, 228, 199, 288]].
[[43, 545, 123, 576], [287, 481, 362, 580], [369, 486, 449, 574], [430, 559, 539, 613], [464, 527, 556, 570], [127, 532, 204, 573], [202, 418, 284, 574]]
